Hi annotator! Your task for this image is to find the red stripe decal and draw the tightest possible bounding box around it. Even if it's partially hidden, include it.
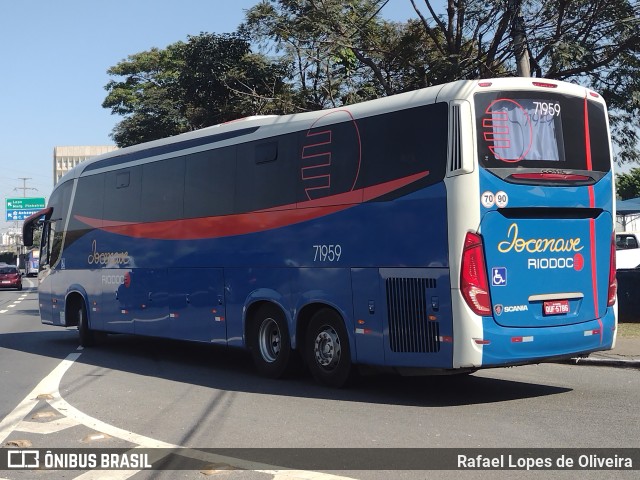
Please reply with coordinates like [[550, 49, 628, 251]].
[[75, 171, 430, 240], [584, 95, 602, 342], [583, 97, 593, 171]]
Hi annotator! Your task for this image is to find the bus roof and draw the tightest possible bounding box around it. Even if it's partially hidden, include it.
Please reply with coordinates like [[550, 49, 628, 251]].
[[59, 78, 601, 184]]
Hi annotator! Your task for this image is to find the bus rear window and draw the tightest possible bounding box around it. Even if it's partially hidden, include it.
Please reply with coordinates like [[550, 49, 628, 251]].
[[475, 91, 610, 172]]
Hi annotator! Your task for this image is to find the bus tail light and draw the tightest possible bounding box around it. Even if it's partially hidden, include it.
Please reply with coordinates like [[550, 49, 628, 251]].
[[460, 232, 492, 316], [607, 233, 617, 306]]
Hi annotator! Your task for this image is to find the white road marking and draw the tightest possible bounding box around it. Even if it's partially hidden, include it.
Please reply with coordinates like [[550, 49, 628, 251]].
[[0, 349, 356, 480], [15, 415, 80, 434], [0, 352, 81, 443]]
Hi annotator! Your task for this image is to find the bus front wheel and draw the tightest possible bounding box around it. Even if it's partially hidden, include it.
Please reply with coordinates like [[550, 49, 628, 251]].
[[249, 304, 292, 379], [305, 309, 353, 388], [77, 302, 96, 347]]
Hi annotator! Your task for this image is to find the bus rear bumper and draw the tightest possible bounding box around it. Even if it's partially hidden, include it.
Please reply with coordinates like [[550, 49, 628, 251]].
[[478, 309, 617, 367]]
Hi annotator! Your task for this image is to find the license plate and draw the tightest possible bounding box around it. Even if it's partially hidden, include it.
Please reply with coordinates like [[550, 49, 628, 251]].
[[543, 300, 569, 316]]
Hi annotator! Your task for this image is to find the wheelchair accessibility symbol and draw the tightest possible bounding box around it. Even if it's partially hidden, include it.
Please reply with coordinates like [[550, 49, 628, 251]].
[[492, 267, 507, 286]]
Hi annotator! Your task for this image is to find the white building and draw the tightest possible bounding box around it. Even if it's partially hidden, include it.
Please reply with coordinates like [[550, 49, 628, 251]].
[[54, 145, 117, 185]]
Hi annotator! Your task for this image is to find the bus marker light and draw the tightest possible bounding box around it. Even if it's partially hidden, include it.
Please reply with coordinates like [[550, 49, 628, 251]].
[[478, 82, 492, 87], [511, 336, 534, 343], [170, 313, 179, 318], [215, 316, 225, 322], [584, 329, 601, 336], [509, 173, 593, 183], [474, 338, 491, 345], [439, 336, 453, 343], [357, 319, 365, 325], [532, 81, 557, 88], [356, 328, 373, 334]]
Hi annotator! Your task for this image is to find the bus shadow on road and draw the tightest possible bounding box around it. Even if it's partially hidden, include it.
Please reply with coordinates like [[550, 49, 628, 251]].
[[57, 333, 572, 408]]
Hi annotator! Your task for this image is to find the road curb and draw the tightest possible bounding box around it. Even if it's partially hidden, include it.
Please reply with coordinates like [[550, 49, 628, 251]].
[[566, 357, 640, 368]]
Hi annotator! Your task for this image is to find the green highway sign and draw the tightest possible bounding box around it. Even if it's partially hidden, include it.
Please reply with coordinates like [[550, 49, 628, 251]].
[[6, 197, 45, 210], [5, 197, 46, 221]]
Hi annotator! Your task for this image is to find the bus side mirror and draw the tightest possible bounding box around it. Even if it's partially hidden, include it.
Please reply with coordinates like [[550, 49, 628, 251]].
[[22, 207, 53, 247]]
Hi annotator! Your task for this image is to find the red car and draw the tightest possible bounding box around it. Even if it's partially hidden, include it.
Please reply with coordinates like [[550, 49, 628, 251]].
[[0, 265, 22, 291]]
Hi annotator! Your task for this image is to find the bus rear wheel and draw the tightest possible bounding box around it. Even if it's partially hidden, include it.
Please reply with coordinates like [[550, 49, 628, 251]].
[[249, 304, 292, 379], [305, 309, 353, 388]]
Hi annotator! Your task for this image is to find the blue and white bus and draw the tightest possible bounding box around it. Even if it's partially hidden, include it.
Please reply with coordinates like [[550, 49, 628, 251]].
[[23, 78, 617, 387], [25, 249, 39, 277]]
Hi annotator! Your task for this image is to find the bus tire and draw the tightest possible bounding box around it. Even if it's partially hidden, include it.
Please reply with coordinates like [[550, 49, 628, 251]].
[[305, 308, 353, 388], [77, 301, 96, 347], [249, 304, 292, 379]]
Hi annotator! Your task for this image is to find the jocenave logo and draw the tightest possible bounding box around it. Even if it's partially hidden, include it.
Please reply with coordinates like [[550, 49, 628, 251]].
[[87, 240, 130, 266], [497, 223, 583, 254]]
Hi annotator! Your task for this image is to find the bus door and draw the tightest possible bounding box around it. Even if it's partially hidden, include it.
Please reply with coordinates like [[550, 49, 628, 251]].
[[38, 220, 56, 324], [168, 268, 226, 344]]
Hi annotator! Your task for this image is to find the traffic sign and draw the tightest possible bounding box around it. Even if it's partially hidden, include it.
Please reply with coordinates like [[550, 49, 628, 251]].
[[5, 197, 46, 221], [6, 209, 43, 221]]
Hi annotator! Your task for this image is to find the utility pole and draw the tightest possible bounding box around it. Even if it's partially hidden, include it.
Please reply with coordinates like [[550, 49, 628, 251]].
[[12, 178, 38, 258], [509, 0, 531, 77], [15, 177, 38, 197]]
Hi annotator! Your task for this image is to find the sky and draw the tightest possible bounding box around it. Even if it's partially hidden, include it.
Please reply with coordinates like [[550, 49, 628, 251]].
[[0, 1, 634, 232], [0, 0, 423, 232]]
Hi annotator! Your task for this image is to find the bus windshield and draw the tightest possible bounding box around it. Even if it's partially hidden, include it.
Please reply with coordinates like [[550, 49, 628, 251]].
[[475, 91, 611, 173]]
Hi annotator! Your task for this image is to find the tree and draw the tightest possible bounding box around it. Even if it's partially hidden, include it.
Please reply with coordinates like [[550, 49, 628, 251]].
[[102, 44, 187, 147], [616, 168, 640, 199], [241, 0, 454, 109], [243, 0, 639, 164], [408, 0, 640, 163], [103, 33, 290, 147]]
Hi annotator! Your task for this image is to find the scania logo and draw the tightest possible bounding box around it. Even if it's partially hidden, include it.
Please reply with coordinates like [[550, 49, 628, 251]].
[[504, 305, 529, 313]]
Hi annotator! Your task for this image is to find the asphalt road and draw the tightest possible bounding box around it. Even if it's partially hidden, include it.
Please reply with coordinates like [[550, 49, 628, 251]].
[[0, 280, 638, 480]]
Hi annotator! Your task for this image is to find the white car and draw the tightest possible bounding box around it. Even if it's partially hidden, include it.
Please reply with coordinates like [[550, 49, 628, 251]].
[[616, 232, 640, 269]]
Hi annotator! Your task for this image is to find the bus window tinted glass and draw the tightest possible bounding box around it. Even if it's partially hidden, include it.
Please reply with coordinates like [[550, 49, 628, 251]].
[[475, 92, 610, 172], [184, 146, 236, 218], [141, 158, 185, 221]]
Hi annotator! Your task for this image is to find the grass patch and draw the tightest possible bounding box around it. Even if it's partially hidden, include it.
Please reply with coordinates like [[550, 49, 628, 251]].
[[618, 322, 640, 338]]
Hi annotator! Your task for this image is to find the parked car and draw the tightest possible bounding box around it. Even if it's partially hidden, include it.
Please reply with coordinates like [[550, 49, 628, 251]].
[[0, 265, 22, 290], [616, 231, 640, 270]]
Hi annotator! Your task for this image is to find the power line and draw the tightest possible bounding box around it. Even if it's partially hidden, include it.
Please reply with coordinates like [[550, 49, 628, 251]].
[[14, 177, 38, 198]]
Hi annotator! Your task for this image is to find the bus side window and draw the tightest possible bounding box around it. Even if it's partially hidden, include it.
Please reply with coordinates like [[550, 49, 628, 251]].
[[236, 135, 296, 213], [104, 168, 140, 222], [141, 158, 185, 222], [184, 147, 236, 218], [297, 111, 362, 206]]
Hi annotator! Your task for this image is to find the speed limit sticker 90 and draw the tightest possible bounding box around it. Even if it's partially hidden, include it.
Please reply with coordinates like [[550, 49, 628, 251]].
[[481, 191, 509, 209]]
